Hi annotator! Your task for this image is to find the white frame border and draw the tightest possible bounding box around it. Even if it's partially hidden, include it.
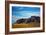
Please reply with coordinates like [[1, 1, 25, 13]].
[[9, 4, 43, 32]]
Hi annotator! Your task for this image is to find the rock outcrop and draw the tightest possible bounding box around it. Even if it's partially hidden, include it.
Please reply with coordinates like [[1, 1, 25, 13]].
[[15, 16, 40, 24]]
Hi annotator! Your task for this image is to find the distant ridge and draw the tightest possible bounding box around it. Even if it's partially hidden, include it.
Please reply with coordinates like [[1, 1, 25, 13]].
[[14, 16, 40, 24]]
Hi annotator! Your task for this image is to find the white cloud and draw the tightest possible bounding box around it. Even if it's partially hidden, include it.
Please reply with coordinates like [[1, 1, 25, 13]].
[[18, 11, 40, 18], [18, 7, 24, 10]]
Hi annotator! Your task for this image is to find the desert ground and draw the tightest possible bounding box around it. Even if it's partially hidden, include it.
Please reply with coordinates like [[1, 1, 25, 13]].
[[12, 22, 40, 28]]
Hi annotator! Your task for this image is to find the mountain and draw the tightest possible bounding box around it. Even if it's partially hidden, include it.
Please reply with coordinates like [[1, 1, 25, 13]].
[[14, 16, 40, 24]]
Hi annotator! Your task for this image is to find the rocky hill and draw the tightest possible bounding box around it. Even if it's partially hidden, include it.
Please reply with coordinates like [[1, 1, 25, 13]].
[[14, 16, 40, 24]]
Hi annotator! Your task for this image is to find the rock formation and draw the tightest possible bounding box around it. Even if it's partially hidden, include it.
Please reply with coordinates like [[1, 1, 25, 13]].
[[15, 16, 40, 24]]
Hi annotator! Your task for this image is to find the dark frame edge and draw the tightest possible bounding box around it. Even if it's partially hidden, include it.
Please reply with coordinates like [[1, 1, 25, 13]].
[[5, 1, 45, 35]]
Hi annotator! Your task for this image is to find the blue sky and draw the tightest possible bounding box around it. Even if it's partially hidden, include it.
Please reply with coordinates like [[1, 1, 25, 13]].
[[12, 6, 40, 23]]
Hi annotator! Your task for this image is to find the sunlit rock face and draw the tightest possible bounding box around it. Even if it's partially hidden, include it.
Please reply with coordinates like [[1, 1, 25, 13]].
[[15, 16, 40, 24]]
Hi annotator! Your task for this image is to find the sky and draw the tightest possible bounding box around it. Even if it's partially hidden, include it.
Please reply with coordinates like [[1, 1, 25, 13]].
[[12, 6, 40, 23]]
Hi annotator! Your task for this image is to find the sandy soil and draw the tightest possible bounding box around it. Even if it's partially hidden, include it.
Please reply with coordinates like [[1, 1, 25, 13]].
[[12, 22, 40, 28]]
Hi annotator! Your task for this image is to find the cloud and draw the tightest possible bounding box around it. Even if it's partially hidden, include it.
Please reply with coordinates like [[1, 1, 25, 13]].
[[12, 15, 19, 23], [21, 12, 39, 17], [18, 7, 24, 10], [15, 11, 40, 16], [12, 11, 40, 19]]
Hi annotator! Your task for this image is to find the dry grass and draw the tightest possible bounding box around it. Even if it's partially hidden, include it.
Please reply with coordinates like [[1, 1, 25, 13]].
[[12, 22, 40, 28]]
